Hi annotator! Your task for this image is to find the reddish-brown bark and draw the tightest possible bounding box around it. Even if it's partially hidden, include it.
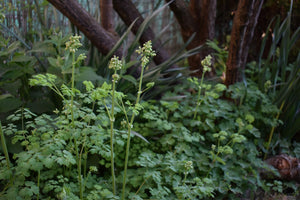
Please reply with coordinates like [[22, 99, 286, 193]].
[[100, 0, 117, 36], [224, 0, 263, 86], [166, 0, 216, 76], [47, 0, 122, 57]]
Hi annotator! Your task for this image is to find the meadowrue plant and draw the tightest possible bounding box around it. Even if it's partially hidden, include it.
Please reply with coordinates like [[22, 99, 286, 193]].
[[188, 55, 219, 119], [3, 35, 125, 199], [30, 34, 88, 199], [210, 128, 247, 166], [183, 160, 193, 183], [107, 55, 123, 195], [34, 38, 155, 199], [121, 41, 156, 200]]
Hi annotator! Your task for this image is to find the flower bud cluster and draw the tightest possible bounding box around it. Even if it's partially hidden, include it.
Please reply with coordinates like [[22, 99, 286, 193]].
[[136, 41, 156, 67], [109, 56, 122, 70], [109, 56, 123, 82], [65, 34, 82, 53], [213, 130, 228, 141], [112, 74, 120, 82], [184, 161, 193, 172], [264, 80, 271, 92], [201, 55, 212, 73]]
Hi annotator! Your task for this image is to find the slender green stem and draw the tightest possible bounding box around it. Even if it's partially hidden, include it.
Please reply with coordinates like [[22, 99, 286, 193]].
[[0, 122, 11, 170], [71, 53, 75, 127], [119, 100, 130, 123], [0, 122, 14, 194], [83, 171, 92, 191], [135, 176, 150, 196], [121, 121, 133, 200], [121, 64, 145, 200], [21, 108, 24, 130], [206, 139, 220, 178], [83, 147, 88, 178], [193, 72, 206, 119], [264, 101, 285, 160], [37, 170, 40, 200], [78, 142, 84, 199], [50, 83, 65, 100], [83, 103, 95, 178], [74, 139, 82, 199], [183, 172, 188, 184], [110, 74, 116, 195], [70, 52, 83, 199]]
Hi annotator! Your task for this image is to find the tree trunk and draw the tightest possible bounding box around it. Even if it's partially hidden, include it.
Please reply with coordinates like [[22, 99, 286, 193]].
[[224, 0, 263, 86], [100, 0, 117, 36], [112, 0, 173, 67], [240, 0, 264, 73], [47, 0, 122, 57], [166, 0, 216, 76], [262, 154, 300, 183]]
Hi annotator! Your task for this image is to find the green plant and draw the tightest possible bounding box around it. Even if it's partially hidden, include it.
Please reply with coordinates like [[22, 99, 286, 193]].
[[0, 122, 9, 169], [0, 36, 159, 199], [187, 55, 214, 119], [206, 40, 228, 77], [0, 35, 108, 199], [254, 0, 300, 144], [266, 180, 284, 193], [0, 121, 12, 188], [107, 56, 123, 195], [120, 41, 156, 200], [29, 35, 89, 199], [0, 37, 36, 115], [124, 75, 279, 199], [0, 33, 291, 200]]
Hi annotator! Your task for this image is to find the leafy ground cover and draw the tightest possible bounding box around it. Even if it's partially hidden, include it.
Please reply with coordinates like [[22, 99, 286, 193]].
[[0, 36, 299, 200]]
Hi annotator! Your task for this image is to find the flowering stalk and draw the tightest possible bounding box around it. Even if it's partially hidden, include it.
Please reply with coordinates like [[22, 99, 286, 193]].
[[193, 55, 212, 119], [65, 34, 82, 127], [121, 41, 156, 200], [183, 161, 193, 184], [108, 56, 122, 195], [65, 34, 85, 199], [0, 122, 10, 171]]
